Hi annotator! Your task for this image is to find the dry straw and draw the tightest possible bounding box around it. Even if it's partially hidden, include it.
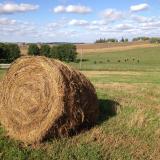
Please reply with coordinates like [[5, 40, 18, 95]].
[[0, 56, 99, 144]]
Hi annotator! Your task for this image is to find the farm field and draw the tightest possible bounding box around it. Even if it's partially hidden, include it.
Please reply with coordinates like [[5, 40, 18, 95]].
[[0, 46, 160, 159], [71, 46, 160, 71], [76, 42, 159, 54]]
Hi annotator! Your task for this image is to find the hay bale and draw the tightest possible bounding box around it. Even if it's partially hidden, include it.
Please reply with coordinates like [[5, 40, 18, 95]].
[[0, 56, 99, 144]]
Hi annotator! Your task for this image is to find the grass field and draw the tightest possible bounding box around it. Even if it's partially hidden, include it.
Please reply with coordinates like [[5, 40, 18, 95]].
[[72, 46, 160, 71], [0, 46, 160, 159]]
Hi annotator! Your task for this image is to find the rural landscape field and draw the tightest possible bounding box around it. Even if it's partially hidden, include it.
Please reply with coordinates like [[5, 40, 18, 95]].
[[0, 44, 160, 159], [1, 0, 160, 160]]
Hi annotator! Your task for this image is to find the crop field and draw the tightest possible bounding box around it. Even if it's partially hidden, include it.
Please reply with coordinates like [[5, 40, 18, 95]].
[[76, 42, 159, 54], [0, 46, 160, 159]]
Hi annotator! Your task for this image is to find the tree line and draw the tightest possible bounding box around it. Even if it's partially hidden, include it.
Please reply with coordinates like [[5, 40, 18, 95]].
[[0, 43, 20, 63], [0, 43, 77, 63], [95, 37, 160, 43], [28, 44, 77, 62], [95, 37, 128, 43]]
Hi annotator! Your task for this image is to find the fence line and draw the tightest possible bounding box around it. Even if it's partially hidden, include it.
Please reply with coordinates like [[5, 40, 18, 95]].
[[0, 64, 10, 69]]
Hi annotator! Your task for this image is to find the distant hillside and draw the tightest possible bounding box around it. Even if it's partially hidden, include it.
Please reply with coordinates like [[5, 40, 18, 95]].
[[76, 41, 159, 54]]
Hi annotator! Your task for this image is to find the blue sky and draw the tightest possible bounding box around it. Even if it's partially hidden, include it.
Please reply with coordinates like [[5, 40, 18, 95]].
[[0, 0, 160, 42]]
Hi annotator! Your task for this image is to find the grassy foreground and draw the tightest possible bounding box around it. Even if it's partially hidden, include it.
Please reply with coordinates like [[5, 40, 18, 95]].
[[0, 47, 160, 160]]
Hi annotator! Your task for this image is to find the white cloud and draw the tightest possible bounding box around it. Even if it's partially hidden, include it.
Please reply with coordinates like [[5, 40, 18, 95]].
[[0, 3, 39, 14], [116, 24, 133, 30], [0, 19, 39, 37], [131, 15, 155, 23], [0, 17, 16, 25], [53, 6, 65, 13], [102, 9, 124, 21], [91, 20, 107, 25], [1, 13, 160, 42], [130, 3, 149, 12], [69, 19, 89, 26], [53, 5, 92, 14]]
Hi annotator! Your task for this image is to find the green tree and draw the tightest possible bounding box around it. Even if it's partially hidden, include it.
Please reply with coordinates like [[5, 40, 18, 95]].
[[7, 44, 20, 62], [57, 44, 77, 62], [150, 37, 160, 43], [121, 37, 125, 42], [40, 44, 51, 57], [106, 38, 118, 43], [49, 44, 77, 62], [50, 46, 59, 59], [132, 37, 150, 42], [125, 38, 129, 42], [0, 43, 6, 61], [0, 43, 20, 63], [28, 44, 40, 56]]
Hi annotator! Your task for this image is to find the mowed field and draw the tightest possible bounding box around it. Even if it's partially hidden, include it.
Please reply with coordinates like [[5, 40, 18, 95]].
[[0, 46, 160, 159], [76, 42, 159, 54]]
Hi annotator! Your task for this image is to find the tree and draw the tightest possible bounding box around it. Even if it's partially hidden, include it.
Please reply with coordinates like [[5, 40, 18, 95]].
[[0, 43, 6, 61], [28, 44, 40, 56], [95, 38, 106, 43], [49, 44, 77, 62], [40, 44, 51, 57], [132, 37, 150, 42], [95, 38, 119, 43], [125, 38, 129, 42], [7, 43, 21, 62], [150, 37, 160, 43], [121, 37, 125, 42], [0, 43, 20, 63], [50, 46, 59, 59], [57, 44, 77, 62], [106, 38, 118, 43]]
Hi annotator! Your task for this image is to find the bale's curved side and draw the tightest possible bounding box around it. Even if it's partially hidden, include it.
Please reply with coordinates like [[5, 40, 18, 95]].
[[0, 56, 99, 144]]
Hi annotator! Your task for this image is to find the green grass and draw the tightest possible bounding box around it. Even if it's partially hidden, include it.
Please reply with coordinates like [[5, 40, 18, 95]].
[[87, 71, 160, 84], [0, 47, 160, 159], [71, 46, 160, 71], [0, 83, 160, 160]]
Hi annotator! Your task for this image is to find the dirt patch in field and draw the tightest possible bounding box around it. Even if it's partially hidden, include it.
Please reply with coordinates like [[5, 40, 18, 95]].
[[82, 71, 142, 76]]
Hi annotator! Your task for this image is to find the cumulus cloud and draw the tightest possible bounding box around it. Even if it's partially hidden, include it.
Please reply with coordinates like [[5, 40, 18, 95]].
[[53, 5, 92, 14], [102, 9, 124, 21], [115, 24, 133, 30], [131, 15, 155, 23], [0, 3, 39, 14], [130, 3, 149, 12], [0, 17, 16, 25], [68, 19, 89, 26], [0, 18, 39, 38]]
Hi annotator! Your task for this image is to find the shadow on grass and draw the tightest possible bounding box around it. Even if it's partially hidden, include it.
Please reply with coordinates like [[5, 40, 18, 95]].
[[44, 99, 120, 143], [98, 99, 120, 124], [70, 99, 120, 136]]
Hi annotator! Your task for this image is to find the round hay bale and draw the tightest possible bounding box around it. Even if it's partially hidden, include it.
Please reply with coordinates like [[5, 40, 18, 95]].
[[0, 56, 99, 144]]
